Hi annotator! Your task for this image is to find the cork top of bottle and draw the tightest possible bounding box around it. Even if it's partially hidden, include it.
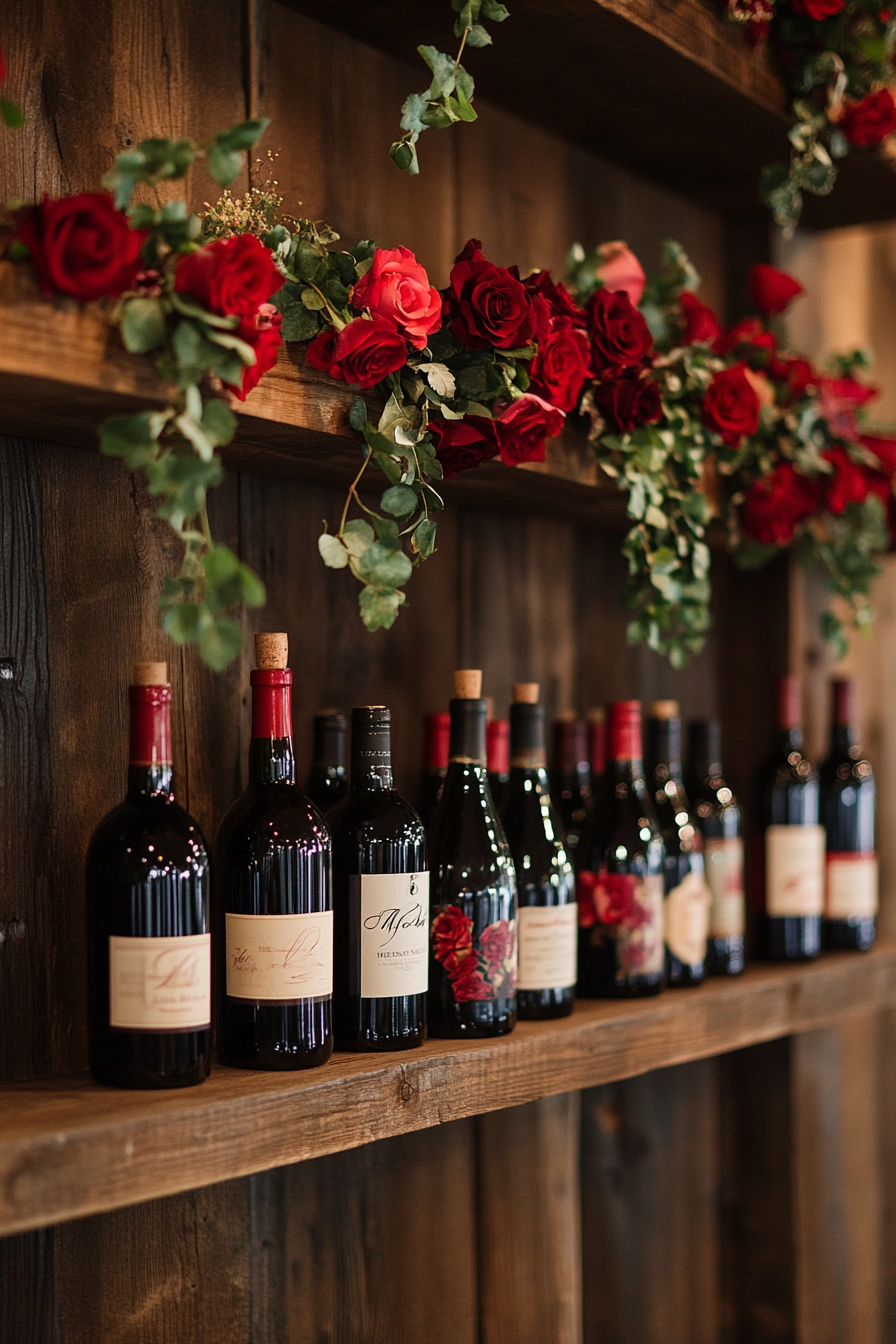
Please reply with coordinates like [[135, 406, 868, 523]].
[[512, 682, 539, 704], [132, 661, 168, 686], [649, 699, 680, 720], [255, 632, 289, 670], [453, 668, 482, 699]]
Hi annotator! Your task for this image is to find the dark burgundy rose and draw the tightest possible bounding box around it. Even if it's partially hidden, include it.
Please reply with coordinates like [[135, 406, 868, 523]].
[[823, 446, 872, 514], [770, 354, 816, 401], [742, 462, 821, 545], [495, 394, 565, 466], [860, 433, 896, 475], [175, 232, 283, 318], [748, 264, 804, 316], [14, 192, 147, 301], [443, 238, 550, 350], [587, 288, 653, 373], [305, 314, 407, 389], [529, 323, 593, 413], [430, 415, 499, 479], [451, 961, 493, 1001], [714, 317, 777, 361], [523, 269, 587, 325], [679, 291, 722, 344], [592, 367, 662, 433], [224, 303, 283, 401], [792, 0, 845, 16], [839, 89, 896, 146], [702, 363, 761, 447]]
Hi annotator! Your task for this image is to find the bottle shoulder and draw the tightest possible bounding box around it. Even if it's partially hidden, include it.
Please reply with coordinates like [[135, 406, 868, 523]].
[[330, 789, 426, 847], [215, 782, 331, 855], [89, 795, 208, 857]]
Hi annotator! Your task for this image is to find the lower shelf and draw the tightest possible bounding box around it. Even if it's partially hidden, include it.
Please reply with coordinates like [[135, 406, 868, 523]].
[[1, 942, 894, 1238]]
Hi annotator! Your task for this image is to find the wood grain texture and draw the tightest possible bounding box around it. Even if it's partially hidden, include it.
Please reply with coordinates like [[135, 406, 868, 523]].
[[2, 947, 896, 1238], [478, 1095, 583, 1344], [581, 1060, 720, 1344]]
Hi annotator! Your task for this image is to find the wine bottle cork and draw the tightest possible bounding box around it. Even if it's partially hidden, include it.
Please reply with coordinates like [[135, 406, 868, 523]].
[[512, 682, 539, 704], [453, 669, 482, 700], [649, 699, 680, 719], [132, 661, 168, 686], [255, 632, 289, 670]]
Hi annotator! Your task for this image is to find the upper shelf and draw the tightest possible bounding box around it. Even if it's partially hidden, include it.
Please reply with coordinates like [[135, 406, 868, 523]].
[[284, 0, 896, 228], [2, 944, 894, 1238]]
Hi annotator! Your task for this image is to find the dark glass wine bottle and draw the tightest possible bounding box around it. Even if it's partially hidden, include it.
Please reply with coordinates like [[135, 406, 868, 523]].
[[428, 669, 517, 1038], [86, 662, 211, 1089], [420, 711, 450, 824], [646, 701, 709, 988], [306, 711, 348, 810], [686, 719, 745, 976], [756, 675, 823, 961], [214, 634, 333, 1070], [586, 707, 608, 862], [820, 678, 877, 951], [330, 706, 428, 1050], [500, 683, 575, 1020], [487, 717, 510, 814], [550, 716, 595, 873], [577, 700, 665, 998]]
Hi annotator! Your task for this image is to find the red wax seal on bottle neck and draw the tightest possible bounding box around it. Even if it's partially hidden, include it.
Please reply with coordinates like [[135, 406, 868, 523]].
[[423, 711, 451, 771], [129, 685, 173, 767], [608, 700, 642, 762], [832, 677, 855, 728], [251, 668, 293, 740], [776, 674, 801, 731], [487, 719, 510, 775]]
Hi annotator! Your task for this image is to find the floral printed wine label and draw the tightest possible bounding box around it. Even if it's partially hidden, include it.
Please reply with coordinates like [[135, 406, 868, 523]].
[[431, 905, 517, 1001], [577, 870, 664, 980]]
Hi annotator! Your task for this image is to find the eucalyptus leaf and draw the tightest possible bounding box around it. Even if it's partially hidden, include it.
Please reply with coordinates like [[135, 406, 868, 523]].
[[319, 532, 350, 569]]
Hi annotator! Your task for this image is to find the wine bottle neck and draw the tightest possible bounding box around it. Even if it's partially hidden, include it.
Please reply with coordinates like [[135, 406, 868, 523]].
[[830, 724, 856, 754], [510, 701, 545, 769], [127, 764, 174, 799], [449, 697, 487, 765], [128, 685, 174, 799], [249, 737, 296, 785], [250, 672, 295, 785], [349, 707, 393, 791], [612, 756, 645, 783], [647, 717, 682, 780], [773, 726, 804, 754]]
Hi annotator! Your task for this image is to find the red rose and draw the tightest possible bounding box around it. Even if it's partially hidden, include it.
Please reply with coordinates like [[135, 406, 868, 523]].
[[443, 238, 549, 351], [679, 291, 722, 344], [306, 314, 407, 389], [14, 192, 147, 301], [859, 433, 896, 475], [451, 962, 494, 1001], [742, 462, 821, 545], [224, 303, 282, 401], [523, 269, 587, 326], [479, 920, 516, 979], [529, 323, 593, 412], [818, 375, 878, 438], [592, 367, 662, 433], [702, 363, 761, 447], [431, 905, 474, 965], [748, 264, 804, 316], [576, 870, 598, 928], [792, 0, 845, 16], [839, 89, 896, 146], [823, 446, 872, 514], [593, 241, 647, 307], [430, 415, 499, 479], [175, 233, 283, 319], [594, 873, 652, 930], [495, 394, 565, 467], [714, 317, 777, 361], [588, 288, 653, 374], [352, 245, 441, 351], [770, 355, 816, 401]]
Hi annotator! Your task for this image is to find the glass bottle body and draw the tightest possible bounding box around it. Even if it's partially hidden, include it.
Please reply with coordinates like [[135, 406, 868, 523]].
[[757, 728, 822, 961], [820, 721, 876, 952]]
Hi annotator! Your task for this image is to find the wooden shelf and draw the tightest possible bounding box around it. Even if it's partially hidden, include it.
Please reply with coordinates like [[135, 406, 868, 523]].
[[1, 944, 895, 1238], [284, 0, 896, 228]]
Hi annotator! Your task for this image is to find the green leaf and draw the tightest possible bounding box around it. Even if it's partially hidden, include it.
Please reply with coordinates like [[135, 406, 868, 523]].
[[203, 544, 240, 586], [418, 45, 457, 96], [199, 616, 244, 670], [1, 97, 25, 129], [162, 603, 205, 643], [342, 518, 375, 559], [359, 584, 406, 631], [213, 118, 269, 152], [277, 300, 321, 343], [413, 518, 437, 557], [100, 411, 168, 467], [421, 103, 457, 130], [359, 542, 414, 587], [207, 143, 242, 188], [381, 484, 418, 518], [300, 287, 327, 311], [201, 399, 237, 448], [453, 83, 478, 122], [319, 532, 349, 568], [349, 397, 368, 432], [464, 23, 493, 45], [481, 0, 509, 19], [390, 140, 416, 173], [400, 92, 429, 134]]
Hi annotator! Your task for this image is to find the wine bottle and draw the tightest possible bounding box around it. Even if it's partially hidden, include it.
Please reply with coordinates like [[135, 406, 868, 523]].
[[306, 710, 348, 810], [646, 701, 710, 988], [487, 717, 510, 813], [756, 675, 823, 961], [213, 633, 333, 1070], [501, 683, 576, 1020], [550, 716, 595, 872], [686, 719, 745, 976], [429, 669, 517, 1038], [420, 711, 450, 824], [86, 662, 211, 1089], [586, 706, 608, 861], [577, 700, 665, 998], [820, 678, 877, 951], [330, 706, 428, 1050]]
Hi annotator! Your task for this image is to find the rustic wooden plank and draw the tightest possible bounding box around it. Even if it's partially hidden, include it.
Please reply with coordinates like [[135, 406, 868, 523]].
[[1, 948, 896, 1238], [581, 1061, 720, 1344], [0, 1228, 56, 1344], [876, 1006, 896, 1341], [478, 1094, 583, 1344]]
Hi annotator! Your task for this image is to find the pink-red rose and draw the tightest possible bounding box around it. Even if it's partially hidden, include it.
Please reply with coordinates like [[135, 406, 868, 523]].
[[748, 263, 804, 316], [306, 314, 407, 388], [792, 0, 845, 16], [15, 192, 147, 301], [839, 89, 896, 146], [587, 288, 654, 373], [818, 375, 878, 438], [529, 323, 593, 412], [479, 920, 515, 979], [679, 291, 722, 344], [443, 238, 550, 350], [702, 363, 762, 447], [175, 232, 283, 318], [451, 962, 494, 1001], [594, 873, 652, 930], [352, 244, 441, 350], [495, 394, 565, 467], [592, 367, 662, 432], [430, 415, 499, 479], [742, 462, 821, 545], [431, 905, 474, 964], [593, 241, 647, 307], [224, 303, 283, 401]]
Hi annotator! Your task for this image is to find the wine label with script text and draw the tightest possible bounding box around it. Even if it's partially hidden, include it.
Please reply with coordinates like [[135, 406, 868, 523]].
[[826, 852, 878, 919], [225, 911, 333, 1001], [352, 872, 429, 999], [109, 933, 211, 1030], [663, 868, 711, 965], [704, 837, 745, 938], [517, 903, 577, 990], [765, 825, 825, 917]]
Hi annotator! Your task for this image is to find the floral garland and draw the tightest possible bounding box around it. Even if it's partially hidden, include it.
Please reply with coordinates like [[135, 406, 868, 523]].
[[725, 0, 896, 231]]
